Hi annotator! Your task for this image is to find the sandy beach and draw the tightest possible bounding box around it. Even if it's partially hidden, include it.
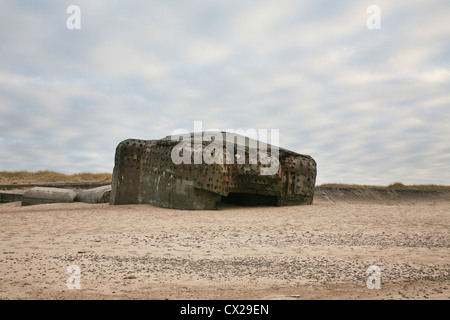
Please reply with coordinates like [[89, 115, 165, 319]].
[[0, 191, 449, 300]]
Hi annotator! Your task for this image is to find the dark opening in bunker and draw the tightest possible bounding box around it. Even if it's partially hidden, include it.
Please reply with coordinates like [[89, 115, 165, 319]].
[[220, 192, 278, 207]]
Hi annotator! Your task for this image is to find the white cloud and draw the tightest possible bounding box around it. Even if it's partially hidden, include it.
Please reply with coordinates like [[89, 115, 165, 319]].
[[187, 39, 232, 64], [0, 0, 449, 185], [419, 68, 450, 83]]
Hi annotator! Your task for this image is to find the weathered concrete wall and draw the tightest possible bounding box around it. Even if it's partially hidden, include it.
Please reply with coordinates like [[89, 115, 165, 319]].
[[75, 185, 112, 204], [0, 182, 110, 191], [110, 132, 317, 209], [22, 187, 77, 206], [0, 192, 23, 203]]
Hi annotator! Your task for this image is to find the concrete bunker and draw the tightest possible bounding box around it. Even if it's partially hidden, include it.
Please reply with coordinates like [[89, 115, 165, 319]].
[[110, 132, 317, 210]]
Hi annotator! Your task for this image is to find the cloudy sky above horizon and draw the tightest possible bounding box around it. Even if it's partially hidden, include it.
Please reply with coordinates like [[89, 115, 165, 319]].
[[1, 0, 449, 185]]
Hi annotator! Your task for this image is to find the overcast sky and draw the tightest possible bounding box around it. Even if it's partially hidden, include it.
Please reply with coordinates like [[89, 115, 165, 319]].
[[1, 0, 449, 185]]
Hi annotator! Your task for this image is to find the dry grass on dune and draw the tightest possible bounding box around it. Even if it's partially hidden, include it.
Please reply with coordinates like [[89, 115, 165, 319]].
[[0, 171, 112, 185], [0, 171, 449, 190], [319, 182, 450, 191]]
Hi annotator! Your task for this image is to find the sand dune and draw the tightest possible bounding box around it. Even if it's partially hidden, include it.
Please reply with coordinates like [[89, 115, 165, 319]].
[[0, 191, 449, 300]]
